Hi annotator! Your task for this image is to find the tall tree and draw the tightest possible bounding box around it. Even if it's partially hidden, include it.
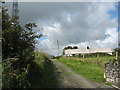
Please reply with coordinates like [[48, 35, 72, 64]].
[[2, 6, 41, 88]]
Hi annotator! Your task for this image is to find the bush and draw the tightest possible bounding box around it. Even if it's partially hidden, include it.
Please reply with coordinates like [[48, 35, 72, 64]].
[[2, 58, 30, 88], [2, 6, 40, 88], [35, 51, 49, 61], [27, 52, 58, 88]]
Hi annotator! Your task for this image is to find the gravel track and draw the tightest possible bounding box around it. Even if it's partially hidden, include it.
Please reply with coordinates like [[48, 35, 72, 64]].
[[51, 59, 115, 89]]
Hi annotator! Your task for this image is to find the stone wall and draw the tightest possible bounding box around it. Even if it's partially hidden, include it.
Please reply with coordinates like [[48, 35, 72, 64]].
[[104, 60, 120, 87]]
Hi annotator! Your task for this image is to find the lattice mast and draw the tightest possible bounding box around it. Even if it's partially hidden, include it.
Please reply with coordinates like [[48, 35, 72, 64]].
[[12, 0, 19, 26]]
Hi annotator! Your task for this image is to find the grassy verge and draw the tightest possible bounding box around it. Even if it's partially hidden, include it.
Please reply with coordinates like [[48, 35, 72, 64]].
[[57, 56, 115, 83], [27, 52, 58, 88]]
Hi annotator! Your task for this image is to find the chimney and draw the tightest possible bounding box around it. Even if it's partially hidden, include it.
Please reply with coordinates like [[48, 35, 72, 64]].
[[87, 46, 89, 49]]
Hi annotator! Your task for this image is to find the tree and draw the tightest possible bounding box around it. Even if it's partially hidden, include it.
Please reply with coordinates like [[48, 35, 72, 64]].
[[73, 46, 78, 49], [63, 46, 78, 55], [2, 6, 41, 88], [64, 46, 72, 50], [64, 46, 78, 50]]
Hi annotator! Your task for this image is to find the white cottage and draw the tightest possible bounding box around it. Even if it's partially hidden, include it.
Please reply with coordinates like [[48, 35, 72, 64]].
[[64, 48, 112, 56]]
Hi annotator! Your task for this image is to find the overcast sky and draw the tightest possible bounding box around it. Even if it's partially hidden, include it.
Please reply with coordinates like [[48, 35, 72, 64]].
[[6, 1, 119, 56]]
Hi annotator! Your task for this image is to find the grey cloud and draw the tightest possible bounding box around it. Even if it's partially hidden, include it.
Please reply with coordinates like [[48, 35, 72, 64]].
[[6, 2, 118, 55]]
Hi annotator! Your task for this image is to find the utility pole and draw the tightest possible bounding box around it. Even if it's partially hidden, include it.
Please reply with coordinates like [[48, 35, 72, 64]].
[[57, 40, 59, 57], [12, 0, 19, 26]]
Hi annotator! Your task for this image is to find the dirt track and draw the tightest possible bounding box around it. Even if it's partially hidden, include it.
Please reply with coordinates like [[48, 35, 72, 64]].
[[51, 59, 114, 88]]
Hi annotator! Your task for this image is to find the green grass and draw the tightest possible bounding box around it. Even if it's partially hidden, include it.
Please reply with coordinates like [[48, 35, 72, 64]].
[[27, 52, 58, 88], [57, 56, 115, 83]]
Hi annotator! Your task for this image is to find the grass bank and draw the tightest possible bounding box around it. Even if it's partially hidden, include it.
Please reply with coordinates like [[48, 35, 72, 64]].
[[27, 52, 58, 88], [57, 56, 115, 83]]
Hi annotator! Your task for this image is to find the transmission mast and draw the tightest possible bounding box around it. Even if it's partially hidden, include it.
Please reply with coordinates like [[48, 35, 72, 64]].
[[12, 0, 19, 26]]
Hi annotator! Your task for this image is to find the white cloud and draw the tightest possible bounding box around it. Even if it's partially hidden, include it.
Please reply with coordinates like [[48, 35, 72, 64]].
[[5, 2, 117, 56], [35, 2, 118, 56]]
